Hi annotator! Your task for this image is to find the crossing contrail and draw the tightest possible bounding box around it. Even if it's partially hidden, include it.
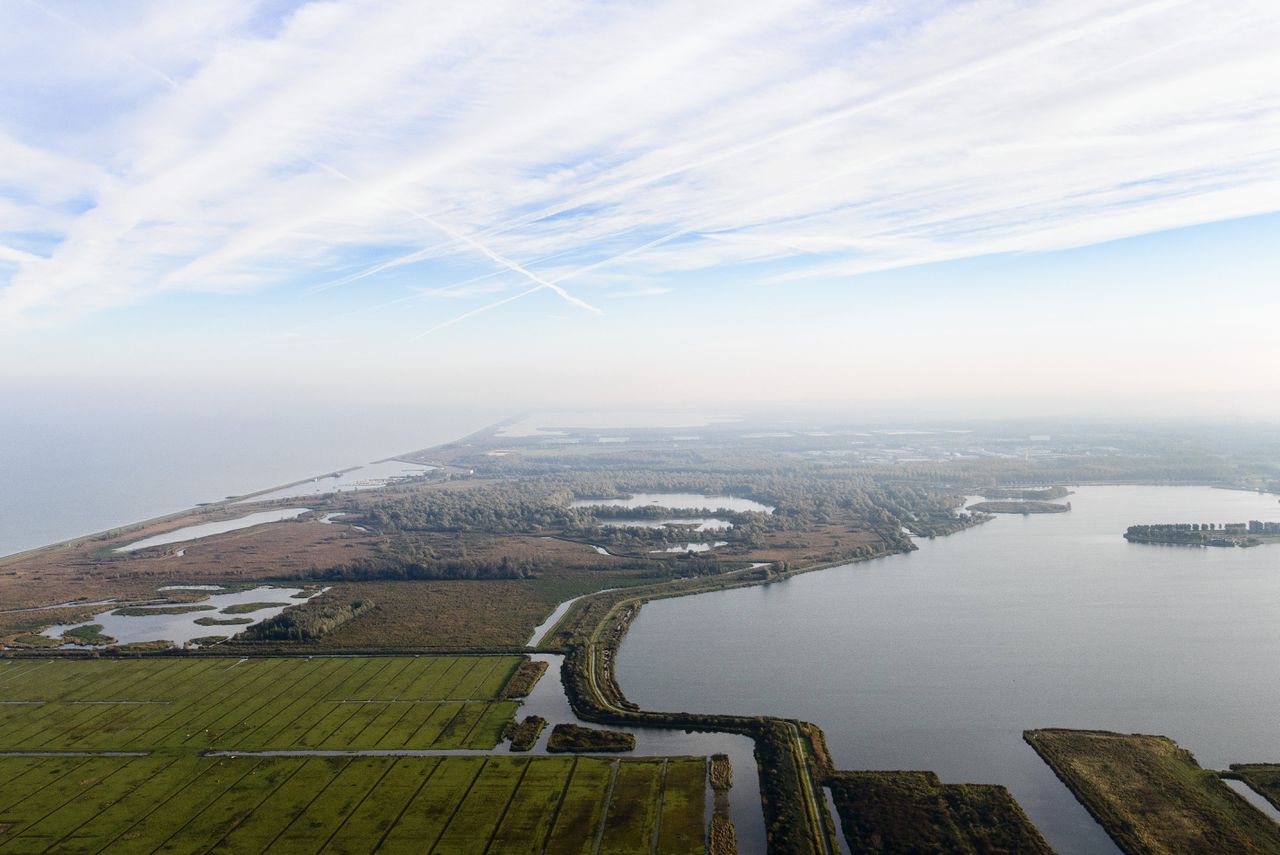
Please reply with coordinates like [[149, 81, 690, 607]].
[[327, 0, 1192, 306], [306, 160, 602, 316], [411, 284, 544, 339], [24, 0, 601, 318]]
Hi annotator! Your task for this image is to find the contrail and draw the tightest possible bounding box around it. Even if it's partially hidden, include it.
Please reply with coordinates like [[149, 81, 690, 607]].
[[336, 0, 1192, 301], [305, 160, 602, 315], [23, 0, 181, 90], [412, 284, 543, 339], [345, 240, 610, 317], [26, 0, 601, 318], [411, 226, 697, 339]]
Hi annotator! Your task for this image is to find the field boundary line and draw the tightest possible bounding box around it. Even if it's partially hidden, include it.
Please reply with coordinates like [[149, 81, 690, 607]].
[[0, 750, 148, 756], [481, 757, 533, 854], [425, 756, 489, 855], [300, 689, 379, 749], [347, 693, 417, 749], [327, 698, 495, 704], [258, 756, 354, 852], [145, 756, 271, 853], [45, 754, 185, 852], [347, 656, 417, 707], [413, 701, 469, 749], [538, 756, 578, 855], [8, 752, 160, 843], [0, 756, 95, 815], [205, 749, 495, 757], [203, 752, 311, 852], [315, 755, 399, 853], [230, 658, 353, 748], [0, 660, 52, 688], [100, 755, 263, 852], [185, 659, 321, 749], [372, 756, 444, 852], [458, 701, 501, 747], [591, 759, 621, 855], [136, 657, 293, 750], [650, 758, 669, 855]]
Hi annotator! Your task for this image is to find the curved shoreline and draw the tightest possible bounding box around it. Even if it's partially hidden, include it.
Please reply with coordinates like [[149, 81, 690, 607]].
[[541, 553, 912, 854]]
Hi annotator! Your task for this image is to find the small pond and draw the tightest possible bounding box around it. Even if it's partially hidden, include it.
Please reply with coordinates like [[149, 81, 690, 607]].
[[599, 518, 733, 532], [571, 493, 773, 514], [115, 509, 310, 552], [40, 585, 310, 647]]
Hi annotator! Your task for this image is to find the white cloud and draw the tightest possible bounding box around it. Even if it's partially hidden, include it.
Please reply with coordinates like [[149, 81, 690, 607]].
[[1, 0, 1278, 329]]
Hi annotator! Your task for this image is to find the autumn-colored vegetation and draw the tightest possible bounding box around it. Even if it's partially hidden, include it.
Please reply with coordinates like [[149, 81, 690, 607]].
[[547, 723, 636, 753], [826, 770, 1052, 854], [1026, 729, 1280, 854]]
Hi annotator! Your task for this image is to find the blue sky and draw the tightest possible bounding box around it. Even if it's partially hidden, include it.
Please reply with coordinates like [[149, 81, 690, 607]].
[[2, 0, 1279, 417]]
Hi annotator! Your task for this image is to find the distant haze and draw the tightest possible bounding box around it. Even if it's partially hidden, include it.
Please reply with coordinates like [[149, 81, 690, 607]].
[[1, 2, 1278, 423]]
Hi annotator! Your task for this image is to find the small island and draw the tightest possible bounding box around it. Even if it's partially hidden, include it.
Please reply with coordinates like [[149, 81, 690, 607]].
[[546, 723, 636, 753], [1125, 521, 1280, 548], [980, 486, 1071, 500], [968, 501, 1071, 515]]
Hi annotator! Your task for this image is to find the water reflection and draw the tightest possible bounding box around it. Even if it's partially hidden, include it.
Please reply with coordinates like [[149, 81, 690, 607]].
[[618, 486, 1280, 855]]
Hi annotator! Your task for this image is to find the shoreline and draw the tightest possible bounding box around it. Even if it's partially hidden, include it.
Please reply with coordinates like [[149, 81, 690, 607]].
[[8, 418, 1278, 851], [0, 416, 515, 565]]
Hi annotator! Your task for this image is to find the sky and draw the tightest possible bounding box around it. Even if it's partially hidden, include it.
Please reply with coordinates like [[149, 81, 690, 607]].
[[2, 0, 1279, 419]]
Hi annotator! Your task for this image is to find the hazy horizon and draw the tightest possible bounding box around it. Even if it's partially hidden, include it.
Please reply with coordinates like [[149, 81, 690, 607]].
[[3, 1, 1279, 423]]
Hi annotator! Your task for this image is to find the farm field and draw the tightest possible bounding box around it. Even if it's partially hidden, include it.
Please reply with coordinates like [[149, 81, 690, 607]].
[[0, 656, 520, 751], [0, 754, 708, 853]]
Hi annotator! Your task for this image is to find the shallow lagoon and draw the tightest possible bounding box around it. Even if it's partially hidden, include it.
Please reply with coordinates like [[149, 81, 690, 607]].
[[42, 585, 307, 647], [651, 541, 729, 553], [618, 486, 1280, 854], [572, 492, 773, 514], [599, 518, 733, 532], [115, 509, 310, 552]]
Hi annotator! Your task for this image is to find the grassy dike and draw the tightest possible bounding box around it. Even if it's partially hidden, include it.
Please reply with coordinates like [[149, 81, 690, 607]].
[[544, 556, 903, 855], [545, 521, 1062, 855]]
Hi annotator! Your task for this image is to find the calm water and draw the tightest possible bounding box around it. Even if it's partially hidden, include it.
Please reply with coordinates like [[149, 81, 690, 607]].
[[651, 541, 729, 553], [40, 585, 307, 647], [618, 486, 1280, 854], [0, 404, 499, 557], [572, 492, 774, 513], [599, 518, 733, 531], [238, 459, 435, 503], [115, 508, 311, 552], [517, 654, 765, 853]]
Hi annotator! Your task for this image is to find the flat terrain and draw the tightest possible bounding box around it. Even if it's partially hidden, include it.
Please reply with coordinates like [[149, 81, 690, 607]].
[[0, 514, 380, 612], [0, 657, 520, 751], [1025, 729, 1280, 855], [261, 577, 651, 651], [825, 770, 1052, 854], [0, 754, 707, 854], [0, 656, 709, 852]]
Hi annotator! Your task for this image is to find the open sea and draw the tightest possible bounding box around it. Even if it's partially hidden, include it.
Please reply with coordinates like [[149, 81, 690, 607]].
[[0, 403, 500, 558]]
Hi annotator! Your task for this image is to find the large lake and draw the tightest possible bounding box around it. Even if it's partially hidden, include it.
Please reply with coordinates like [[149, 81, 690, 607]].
[[0, 404, 500, 558], [617, 486, 1280, 854]]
